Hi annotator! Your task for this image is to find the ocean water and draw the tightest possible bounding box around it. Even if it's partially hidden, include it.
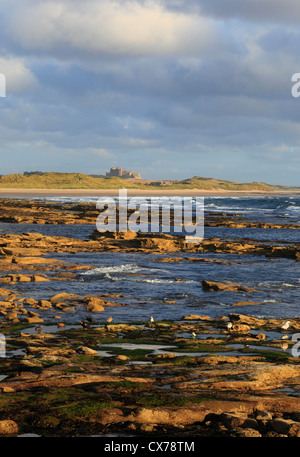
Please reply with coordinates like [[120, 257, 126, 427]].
[[0, 195, 299, 322]]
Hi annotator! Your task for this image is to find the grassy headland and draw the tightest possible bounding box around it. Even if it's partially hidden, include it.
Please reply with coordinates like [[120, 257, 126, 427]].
[[0, 172, 298, 191]]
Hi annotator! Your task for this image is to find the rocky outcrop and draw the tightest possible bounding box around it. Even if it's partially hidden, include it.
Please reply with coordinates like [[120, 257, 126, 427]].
[[202, 280, 256, 292]]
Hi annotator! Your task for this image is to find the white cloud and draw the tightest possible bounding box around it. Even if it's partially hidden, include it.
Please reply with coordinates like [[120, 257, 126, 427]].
[[4, 0, 218, 57], [0, 57, 37, 94]]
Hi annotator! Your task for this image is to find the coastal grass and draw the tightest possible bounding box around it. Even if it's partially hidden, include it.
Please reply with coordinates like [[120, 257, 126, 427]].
[[0, 172, 298, 191]]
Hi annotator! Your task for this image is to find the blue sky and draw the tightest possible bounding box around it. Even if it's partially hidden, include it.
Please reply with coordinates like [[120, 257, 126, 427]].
[[0, 0, 300, 185]]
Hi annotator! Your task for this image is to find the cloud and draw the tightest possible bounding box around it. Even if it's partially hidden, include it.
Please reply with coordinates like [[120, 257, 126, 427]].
[[3, 0, 218, 58], [0, 56, 37, 94], [0, 0, 298, 185], [165, 0, 300, 23]]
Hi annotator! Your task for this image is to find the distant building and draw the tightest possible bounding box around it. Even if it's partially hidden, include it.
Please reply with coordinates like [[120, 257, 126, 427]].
[[23, 171, 44, 176], [106, 167, 141, 179]]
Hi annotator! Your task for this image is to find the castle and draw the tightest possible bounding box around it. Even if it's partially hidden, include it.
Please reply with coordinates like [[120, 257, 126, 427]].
[[105, 167, 141, 179]]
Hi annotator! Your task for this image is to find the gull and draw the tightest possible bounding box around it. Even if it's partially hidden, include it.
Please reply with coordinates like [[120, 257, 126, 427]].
[[227, 322, 233, 331], [105, 316, 113, 330], [281, 335, 289, 340], [149, 316, 154, 323], [192, 332, 197, 339], [281, 321, 290, 331]]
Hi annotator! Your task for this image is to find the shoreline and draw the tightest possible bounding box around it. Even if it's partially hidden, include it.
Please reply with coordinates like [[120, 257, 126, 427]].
[[0, 197, 299, 438], [0, 188, 299, 197]]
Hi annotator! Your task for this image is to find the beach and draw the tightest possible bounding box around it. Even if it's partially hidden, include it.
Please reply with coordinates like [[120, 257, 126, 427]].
[[0, 194, 299, 438], [0, 188, 299, 197]]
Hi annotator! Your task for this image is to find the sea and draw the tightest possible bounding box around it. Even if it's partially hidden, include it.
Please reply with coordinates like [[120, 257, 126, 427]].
[[0, 195, 299, 322]]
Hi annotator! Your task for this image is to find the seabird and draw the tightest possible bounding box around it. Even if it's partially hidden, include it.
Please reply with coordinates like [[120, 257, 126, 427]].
[[281, 342, 289, 352], [80, 319, 90, 329], [281, 335, 289, 340], [149, 316, 154, 323], [57, 322, 65, 328], [104, 316, 113, 330], [86, 316, 95, 323], [35, 325, 42, 332], [281, 321, 290, 330], [192, 332, 197, 339], [227, 322, 233, 331]]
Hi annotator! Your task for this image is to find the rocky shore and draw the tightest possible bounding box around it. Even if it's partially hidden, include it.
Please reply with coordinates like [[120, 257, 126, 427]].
[[0, 198, 299, 438]]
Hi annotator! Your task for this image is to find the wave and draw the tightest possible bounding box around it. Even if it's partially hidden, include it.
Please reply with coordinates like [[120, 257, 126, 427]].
[[81, 263, 141, 275]]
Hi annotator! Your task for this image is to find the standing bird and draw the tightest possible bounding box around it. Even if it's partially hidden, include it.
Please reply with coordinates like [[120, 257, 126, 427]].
[[281, 342, 289, 352], [192, 332, 197, 339], [149, 316, 154, 323], [57, 322, 65, 328], [105, 316, 113, 330], [227, 322, 233, 331], [281, 321, 290, 331], [35, 325, 42, 333], [80, 319, 90, 329]]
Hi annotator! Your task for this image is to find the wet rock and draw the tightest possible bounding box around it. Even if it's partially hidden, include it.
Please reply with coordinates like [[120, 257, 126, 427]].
[[228, 314, 266, 326], [233, 301, 261, 307], [25, 316, 44, 323], [202, 280, 255, 292], [35, 300, 52, 309], [4, 274, 32, 282], [84, 297, 105, 313], [50, 292, 81, 305], [31, 275, 49, 282], [23, 298, 38, 306]]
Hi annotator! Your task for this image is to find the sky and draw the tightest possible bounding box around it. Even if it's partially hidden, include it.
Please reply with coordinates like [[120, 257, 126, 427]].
[[0, 0, 300, 185]]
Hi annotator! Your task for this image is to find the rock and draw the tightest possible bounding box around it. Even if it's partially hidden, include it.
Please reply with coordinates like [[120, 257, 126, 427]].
[[50, 293, 81, 304], [0, 287, 15, 296], [236, 428, 262, 437], [23, 298, 38, 306], [220, 413, 246, 429], [202, 280, 255, 292], [77, 346, 98, 356], [25, 316, 44, 323], [256, 333, 266, 340], [182, 315, 211, 320], [228, 313, 266, 326], [233, 301, 261, 307], [255, 410, 272, 421], [231, 324, 251, 334], [31, 275, 49, 282], [129, 407, 210, 425], [0, 420, 18, 435], [270, 418, 300, 436], [36, 300, 52, 309], [5, 274, 32, 282], [242, 418, 259, 429], [84, 297, 105, 313], [115, 355, 130, 361]]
